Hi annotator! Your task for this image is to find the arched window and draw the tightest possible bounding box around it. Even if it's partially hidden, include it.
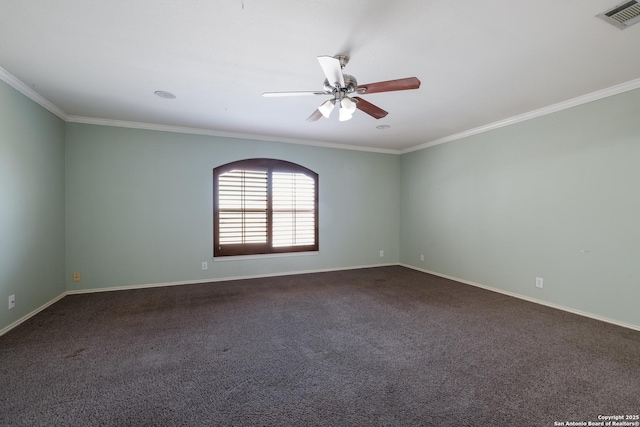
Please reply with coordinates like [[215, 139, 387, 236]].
[[213, 158, 318, 257]]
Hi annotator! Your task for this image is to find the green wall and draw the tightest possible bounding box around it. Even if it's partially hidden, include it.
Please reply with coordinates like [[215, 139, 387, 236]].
[[65, 123, 400, 291], [400, 88, 640, 328], [0, 81, 66, 332], [3, 72, 639, 333]]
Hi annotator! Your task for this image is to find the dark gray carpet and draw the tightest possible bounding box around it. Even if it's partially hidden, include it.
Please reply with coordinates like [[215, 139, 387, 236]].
[[1, 266, 639, 426]]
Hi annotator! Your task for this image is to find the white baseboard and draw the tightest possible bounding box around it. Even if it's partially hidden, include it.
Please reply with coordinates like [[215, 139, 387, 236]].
[[3, 263, 395, 336], [65, 263, 398, 295], [400, 263, 640, 332], [4, 263, 638, 337], [0, 292, 67, 337]]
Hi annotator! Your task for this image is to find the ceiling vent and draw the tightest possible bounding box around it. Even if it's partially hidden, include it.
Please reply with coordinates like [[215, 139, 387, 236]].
[[597, 0, 640, 29]]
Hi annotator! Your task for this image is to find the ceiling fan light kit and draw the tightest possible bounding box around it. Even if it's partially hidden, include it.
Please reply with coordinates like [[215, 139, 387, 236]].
[[263, 55, 421, 122], [339, 97, 357, 121], [318, 99, 336, 118]]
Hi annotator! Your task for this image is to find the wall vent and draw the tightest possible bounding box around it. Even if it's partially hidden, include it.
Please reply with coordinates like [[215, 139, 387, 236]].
[[597, 0, 640, 29]]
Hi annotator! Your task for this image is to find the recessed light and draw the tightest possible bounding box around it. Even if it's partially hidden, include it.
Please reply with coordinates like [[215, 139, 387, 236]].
[[376, 125, 391, 130], [154, 90, 176, 99]]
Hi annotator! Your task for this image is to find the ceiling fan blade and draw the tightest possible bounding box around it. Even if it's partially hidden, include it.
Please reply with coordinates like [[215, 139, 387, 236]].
[[353, 97, 388, 119], [356, 77, 421, 94], [306, 109, 324, 122], [262, 91, 327, 97], [317, 56, 345, 88]]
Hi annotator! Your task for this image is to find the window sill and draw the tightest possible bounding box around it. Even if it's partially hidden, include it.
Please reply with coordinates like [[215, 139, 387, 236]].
[[213, 251, 319, 262]]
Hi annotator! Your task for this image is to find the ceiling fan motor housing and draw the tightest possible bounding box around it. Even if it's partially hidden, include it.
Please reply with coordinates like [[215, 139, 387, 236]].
[[323, 74, 358, 95]]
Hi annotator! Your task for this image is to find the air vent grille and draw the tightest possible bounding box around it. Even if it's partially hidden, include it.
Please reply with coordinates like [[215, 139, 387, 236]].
[[597, 1, 640, 29]]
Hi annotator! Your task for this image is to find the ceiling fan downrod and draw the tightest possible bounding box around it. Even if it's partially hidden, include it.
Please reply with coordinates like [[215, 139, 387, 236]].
[[335, 54, 350, 69]]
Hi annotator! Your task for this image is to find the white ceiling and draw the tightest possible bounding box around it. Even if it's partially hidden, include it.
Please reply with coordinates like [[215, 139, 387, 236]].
[[1, 0, 640, 152]]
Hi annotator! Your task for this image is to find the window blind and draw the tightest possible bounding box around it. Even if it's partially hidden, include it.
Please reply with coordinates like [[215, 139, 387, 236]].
[[272, 172, 316, 247], [218, 169, 268, 245], [214, 159, 318, 257]]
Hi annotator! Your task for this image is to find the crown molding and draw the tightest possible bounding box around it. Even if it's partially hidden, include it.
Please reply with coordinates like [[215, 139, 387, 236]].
[[401, 77, 640, 154], [1, 65, 396, 154], [65, 115, 401, 154], [0, 66, 67, 120], [2, 65, 639, 155]]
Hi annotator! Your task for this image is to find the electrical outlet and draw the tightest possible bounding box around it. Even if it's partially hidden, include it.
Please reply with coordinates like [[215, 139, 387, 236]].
[[379, 250, 384, 257], [420, 254, 424, 262], [73, 272, 81, 282], [8, 294, 15, 309], [202, 261, 208, 271], [536, 277, 544, 289]]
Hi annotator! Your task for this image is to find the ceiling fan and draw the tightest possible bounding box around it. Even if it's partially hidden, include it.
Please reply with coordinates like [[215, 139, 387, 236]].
[[262, 55, 421, 122]]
